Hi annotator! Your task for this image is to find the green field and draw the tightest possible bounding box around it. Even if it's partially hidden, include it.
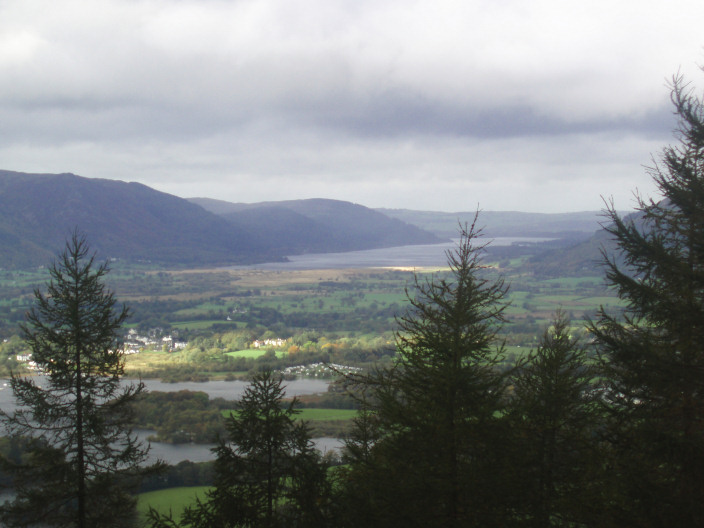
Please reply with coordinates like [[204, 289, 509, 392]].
[[296, 408, 358, 421], [172, 320, 240, 330], [1, 264, 620, 343], [2, 263, 622, 380], [138, 486, 211, 521], [225, 348, 287, 359]]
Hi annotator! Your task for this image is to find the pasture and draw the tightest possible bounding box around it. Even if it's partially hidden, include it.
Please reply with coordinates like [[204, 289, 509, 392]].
[[138, 486, 211, 521]]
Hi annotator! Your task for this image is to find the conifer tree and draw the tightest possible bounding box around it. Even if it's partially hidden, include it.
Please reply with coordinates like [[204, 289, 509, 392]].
[[0, 233, 152, 528], [149, 369, 332, 528], [341, 220, 511, 527], [335, 393, 385, 528], [589, 74, 704, 526], [508, 312, 601, 527]]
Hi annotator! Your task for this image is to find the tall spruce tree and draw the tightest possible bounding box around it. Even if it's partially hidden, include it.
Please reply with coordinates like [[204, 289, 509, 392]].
[[149, 369, 332, 528], [341, 220, 511, 527], [0, 233, 153, 528], [589, 75, 704, 526], [508, 312, 601, 527]]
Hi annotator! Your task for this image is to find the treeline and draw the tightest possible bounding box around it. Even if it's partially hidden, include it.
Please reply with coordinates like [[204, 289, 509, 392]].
[[131, 391, 230, 444], [114, 296, 401, 336], [140, 461, 215, 493]]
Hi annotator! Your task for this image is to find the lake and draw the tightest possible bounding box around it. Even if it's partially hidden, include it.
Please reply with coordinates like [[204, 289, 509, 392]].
[[0, 377, 330, 409], [230, 238, 552, 270], [0, 377, 341, 463], [138, 431, 344, 464], [138, 377, 330, 400]]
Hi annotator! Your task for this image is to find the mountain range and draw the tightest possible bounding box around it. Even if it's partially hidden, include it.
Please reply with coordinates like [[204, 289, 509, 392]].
[[0, 170, 619, 271], [376, 208, 605, 239], [0, 171, 442, 268], [189, 197, 443, 255]]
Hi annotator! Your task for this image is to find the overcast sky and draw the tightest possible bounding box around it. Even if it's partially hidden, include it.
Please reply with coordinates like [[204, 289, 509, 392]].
[[1, 1, 703, 213]]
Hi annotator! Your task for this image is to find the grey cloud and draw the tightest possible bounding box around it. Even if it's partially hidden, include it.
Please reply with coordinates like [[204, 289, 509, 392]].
[[1, 0, 702, 212], [293, 90, 675, 141]]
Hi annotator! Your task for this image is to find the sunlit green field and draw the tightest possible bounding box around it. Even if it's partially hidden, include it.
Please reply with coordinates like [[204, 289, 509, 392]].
[[138, 486, 211, 521], [3, 264, 622, 379], [225, 349, 287, 359], [296, 408, 358, 421]]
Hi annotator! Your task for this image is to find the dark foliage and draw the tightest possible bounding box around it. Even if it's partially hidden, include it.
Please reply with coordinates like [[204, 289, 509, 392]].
[[0, 233, 158, 527], [140, 461, 215, 492], [507, 312, 603, 527], [131, 391, 227, 444], [589, 74, 704, 526], [148, 370, 333, 527], [339, 220, 512, 527]]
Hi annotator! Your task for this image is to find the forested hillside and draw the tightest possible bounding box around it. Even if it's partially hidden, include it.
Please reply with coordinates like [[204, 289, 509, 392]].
[[190, 197, 444, 253], [0, 171, 269, 267]]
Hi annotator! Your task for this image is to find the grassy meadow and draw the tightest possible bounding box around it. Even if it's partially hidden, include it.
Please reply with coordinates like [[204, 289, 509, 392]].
[[138, 486, 211, 521]]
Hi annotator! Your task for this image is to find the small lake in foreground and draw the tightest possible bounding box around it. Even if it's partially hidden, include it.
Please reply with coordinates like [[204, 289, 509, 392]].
[[137, 431, 343, 464], [0, 378, 341, 463], [138, 377, 330, 400], [0, 378, 330, 411]]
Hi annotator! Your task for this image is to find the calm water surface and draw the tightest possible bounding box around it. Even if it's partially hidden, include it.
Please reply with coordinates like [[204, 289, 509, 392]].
[[0, 378, 338, 463], [138, 377, 330, 400], [139, 432, 343, 464], [0, 378, 329, 410], [230, 238, 552, 270]]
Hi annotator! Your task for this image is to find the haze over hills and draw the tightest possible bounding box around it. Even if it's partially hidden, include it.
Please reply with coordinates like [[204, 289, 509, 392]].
[[525, 209, 643, 276], [0, 171, 442, 269], [189, 197, 444, 254], [374, 208, 627, 276], [0, 170, 270, 268], [376, 208, 607, 239], [0, 169, 621, 271], [193, 200, 633, 278]]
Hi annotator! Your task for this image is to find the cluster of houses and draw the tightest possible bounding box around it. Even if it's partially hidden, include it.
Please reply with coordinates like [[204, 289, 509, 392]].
[[13, 330, 351, 376], [282, 362, 362, 378], [15, 353, 37, 371], [14, 329, 189, 370], [252, 338, 287, 348], [123, 329, 187, 354]]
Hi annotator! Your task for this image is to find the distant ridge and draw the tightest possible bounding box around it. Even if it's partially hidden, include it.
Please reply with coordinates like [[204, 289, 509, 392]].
[[524, 209, 643, 277], [190, 197, 445, 254], [0, 170, 269, 268], [0, 171, 444, 269], [376, 208, 606, 238]]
